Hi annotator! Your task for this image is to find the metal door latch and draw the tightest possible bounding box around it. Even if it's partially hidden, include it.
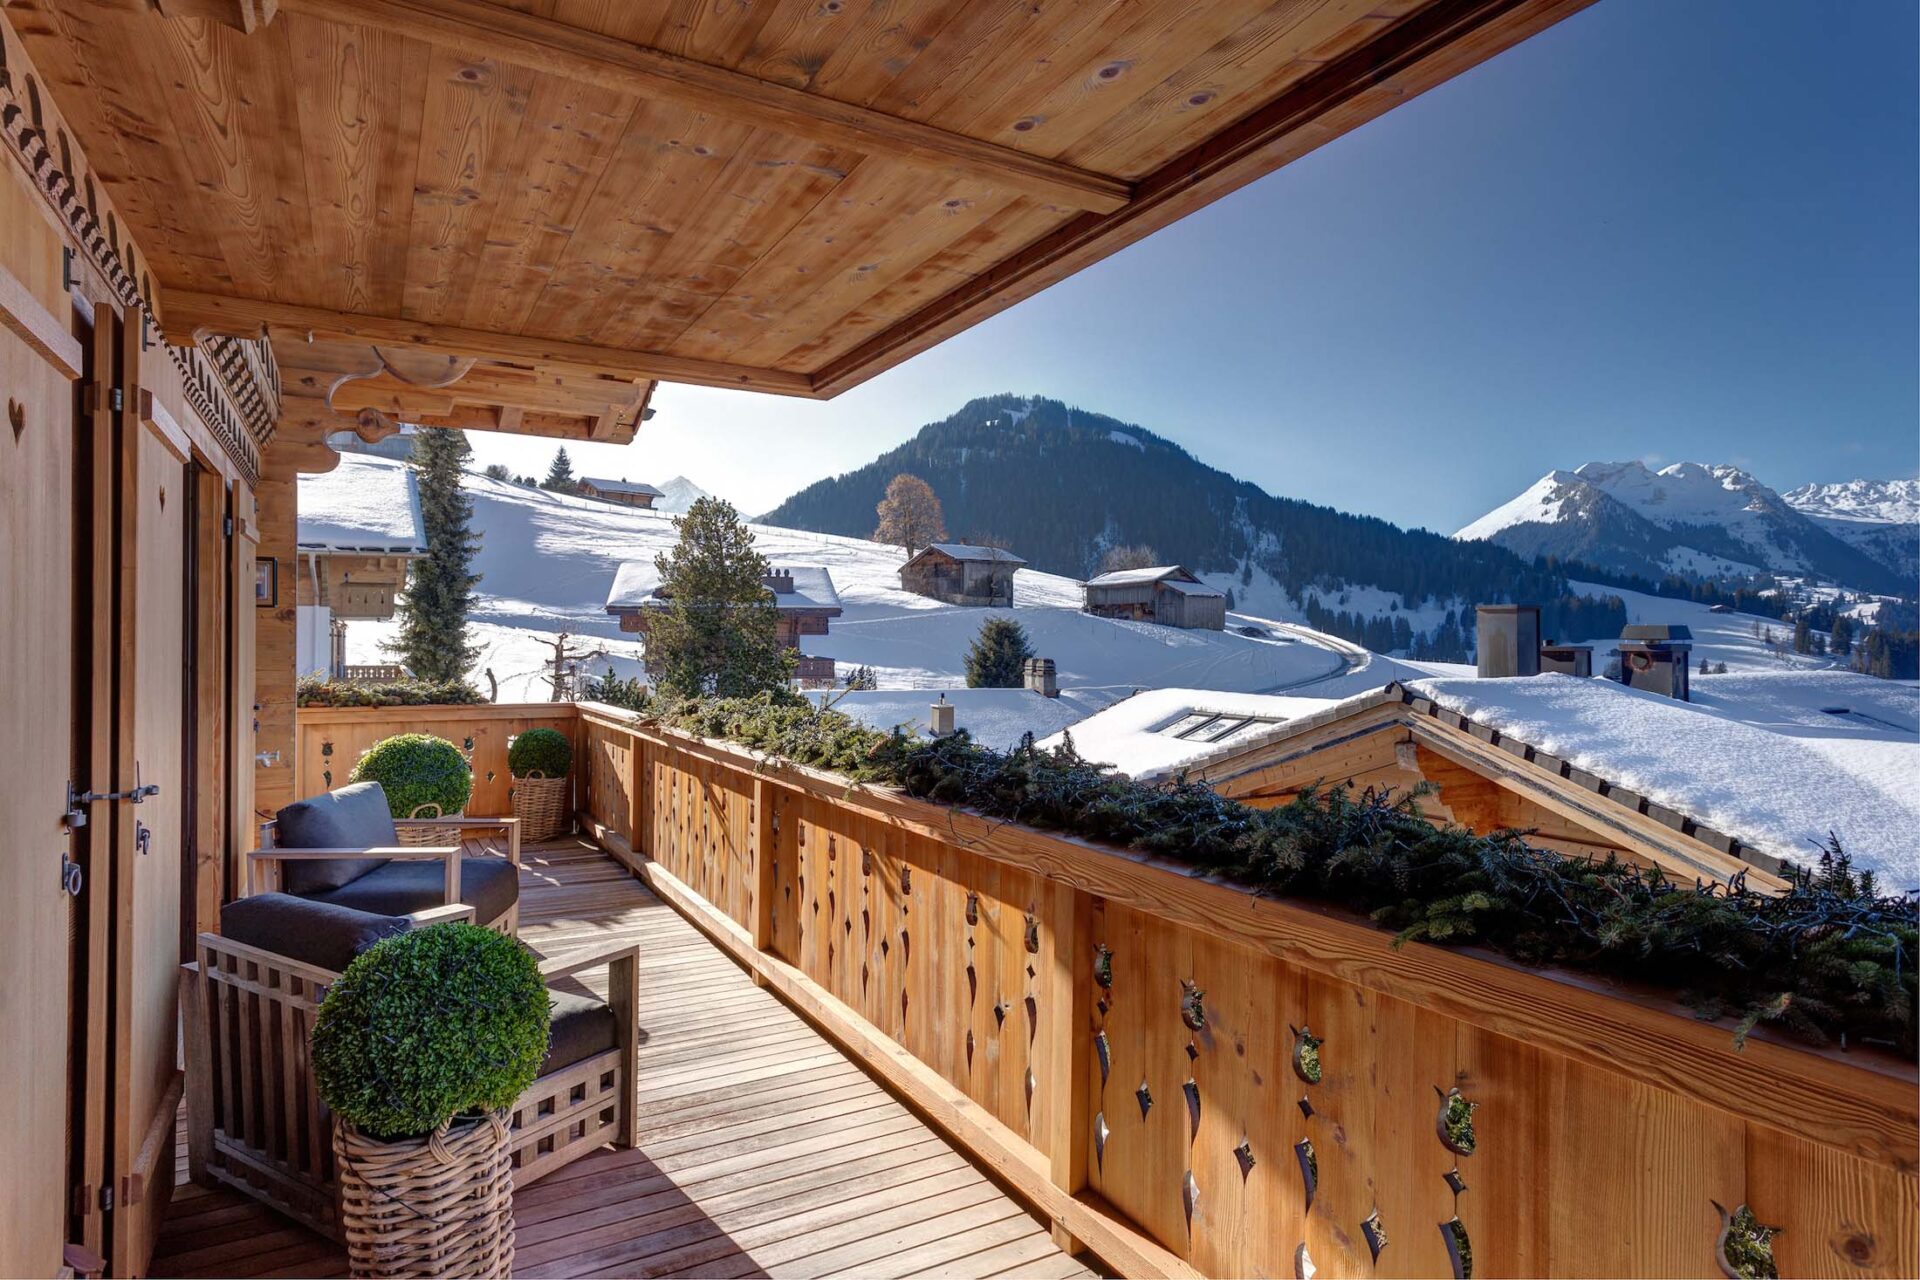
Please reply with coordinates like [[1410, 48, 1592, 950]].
[[60, 853, 83, 897], [134, 821, 152, 857], [65, 763, 162, 827]]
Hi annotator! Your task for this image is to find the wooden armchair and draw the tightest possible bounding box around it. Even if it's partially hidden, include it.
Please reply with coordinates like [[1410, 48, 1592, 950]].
[[251, 781, 523, 933], [181, 894, 638, 1240]]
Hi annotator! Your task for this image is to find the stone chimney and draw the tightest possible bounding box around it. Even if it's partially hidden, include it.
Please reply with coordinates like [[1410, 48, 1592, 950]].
[[763, 570, 795, 595], [1023, 657, 1059, 698], [929, 693, 956, 737], [1476, 605, 1541, 678]]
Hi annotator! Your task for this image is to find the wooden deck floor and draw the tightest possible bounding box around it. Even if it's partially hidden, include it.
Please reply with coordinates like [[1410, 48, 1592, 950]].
[[152, 838, 1094, 1279]]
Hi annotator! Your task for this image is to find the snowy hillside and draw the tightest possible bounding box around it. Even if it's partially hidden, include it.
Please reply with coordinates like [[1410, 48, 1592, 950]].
[[336, 458, 1366, 703], [1458, 461, 1905, 591]]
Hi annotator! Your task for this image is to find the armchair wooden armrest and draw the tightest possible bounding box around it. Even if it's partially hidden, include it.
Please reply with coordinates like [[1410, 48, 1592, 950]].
[[537, 940, 641, 983], [535, 942, 640, 1148], [407, 903, 475, 927], [246, 843, 462, 903]]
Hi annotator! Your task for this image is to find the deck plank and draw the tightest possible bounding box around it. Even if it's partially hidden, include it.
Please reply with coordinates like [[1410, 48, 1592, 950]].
[[150, 837, 1095, 1279]]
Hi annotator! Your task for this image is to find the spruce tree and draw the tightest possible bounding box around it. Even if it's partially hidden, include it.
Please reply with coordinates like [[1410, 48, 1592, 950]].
[[965, 616, 1034, 688], [647, 497, 794, 699], [543, 446, 577, 493], [387, 428, 481, 684]]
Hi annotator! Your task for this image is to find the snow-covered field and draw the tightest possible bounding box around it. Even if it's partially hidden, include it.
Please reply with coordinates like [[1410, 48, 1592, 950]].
[[340, 460, 1362, 704]]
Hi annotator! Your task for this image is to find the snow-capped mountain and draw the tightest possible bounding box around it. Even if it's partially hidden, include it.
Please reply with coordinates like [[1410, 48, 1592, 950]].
[[1457, 461, 1907, 592], [652, 475, 712, 514], [1783, 479, 1920, 585]]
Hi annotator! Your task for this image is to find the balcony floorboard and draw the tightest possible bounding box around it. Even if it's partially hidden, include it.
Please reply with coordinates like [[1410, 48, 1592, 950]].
[[153, 836, 1094, 1279]]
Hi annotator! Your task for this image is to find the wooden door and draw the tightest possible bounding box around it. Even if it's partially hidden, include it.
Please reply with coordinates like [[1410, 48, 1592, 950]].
[[0, 187, 83, 1277], [108, 349, 191, 1276]]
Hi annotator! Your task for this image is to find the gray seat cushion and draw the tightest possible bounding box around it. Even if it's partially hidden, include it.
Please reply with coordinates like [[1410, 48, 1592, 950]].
[[275, 782, 398, 895], [544, 988, 618, 1074], [311, 855, 520, 925], [221, 892, 411, 973]]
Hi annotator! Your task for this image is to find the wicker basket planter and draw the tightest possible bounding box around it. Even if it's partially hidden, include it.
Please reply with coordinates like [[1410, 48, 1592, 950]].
[[396, 801, 466, 847], [334, 1111, 515, 1279], [512, 772, 570, 842]]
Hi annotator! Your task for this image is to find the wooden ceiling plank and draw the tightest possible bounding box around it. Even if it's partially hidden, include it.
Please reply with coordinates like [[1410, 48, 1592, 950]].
[[810, 0, 1596, 395], [271, 0, 1133, 214], [160, 287, 820, 395]]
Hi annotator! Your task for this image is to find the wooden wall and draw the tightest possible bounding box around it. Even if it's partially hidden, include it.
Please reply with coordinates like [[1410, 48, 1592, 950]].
[[294, 703, 582, 820], [576, 704, 1917, 1280], [254, 466, 299, 819]]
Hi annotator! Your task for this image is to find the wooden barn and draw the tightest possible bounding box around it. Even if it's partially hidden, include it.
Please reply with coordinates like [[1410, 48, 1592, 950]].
[[899, 542, 1026, 606], [579, 477, 663, 509], [1083, 565, 1228, 629], [606, 564, 843, 684]]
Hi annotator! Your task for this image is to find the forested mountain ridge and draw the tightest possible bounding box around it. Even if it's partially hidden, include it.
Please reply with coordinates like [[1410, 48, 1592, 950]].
[[763, 394, 1622, 654]]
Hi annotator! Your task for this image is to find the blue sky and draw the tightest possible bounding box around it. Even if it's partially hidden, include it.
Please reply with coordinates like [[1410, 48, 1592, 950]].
[[469, 0, 1920, 533]]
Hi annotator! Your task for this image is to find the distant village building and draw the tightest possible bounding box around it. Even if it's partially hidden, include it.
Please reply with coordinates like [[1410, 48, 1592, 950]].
[[579, 477, 664, 508], [295, 456, 428, 680], [606, 564, 843, 685], [898, 543, 1026, 607], [1082, 565, 1227, 630]]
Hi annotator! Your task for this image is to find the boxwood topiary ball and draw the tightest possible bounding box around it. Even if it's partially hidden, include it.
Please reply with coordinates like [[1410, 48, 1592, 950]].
[[311, 923, 550, 1141], [508, 727, 573, 779], [350, 732, 473, 820]]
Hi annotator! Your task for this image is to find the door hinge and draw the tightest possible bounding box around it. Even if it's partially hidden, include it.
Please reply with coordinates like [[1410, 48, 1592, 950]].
[[98, 1182, 113, 1213], [224, 514, 235, 538], [110, 387, 124, 413], [62, 246, 76, 291]]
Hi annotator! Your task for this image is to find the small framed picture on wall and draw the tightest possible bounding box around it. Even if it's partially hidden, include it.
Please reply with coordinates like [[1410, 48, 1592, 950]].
[[254, 557, 278, 607]]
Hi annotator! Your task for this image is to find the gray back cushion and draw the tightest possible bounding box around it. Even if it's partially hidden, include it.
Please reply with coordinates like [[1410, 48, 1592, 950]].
[[275, 781, 398, 895], [220, 892, 411, 974]]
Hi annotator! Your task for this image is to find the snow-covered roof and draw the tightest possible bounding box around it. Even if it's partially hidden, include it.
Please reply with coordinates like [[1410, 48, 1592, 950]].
[[581, 477, 664, 497], [1085, 565, 1199, 588], [913, 543, 1028, 565], [1406, 675, 1920, 880], [1040, 687, 1382, 780], [297, 454, 427, 554], [1162, 577, 1227, 597], [606, 563, 843, 614], [1046, 674, 1919, 882]]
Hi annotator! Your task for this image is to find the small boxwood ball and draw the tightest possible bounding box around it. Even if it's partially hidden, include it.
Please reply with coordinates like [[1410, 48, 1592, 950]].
[[350, 732, 472, 820], [312, 923, 550, 1141], [508, 727, 573, 779]]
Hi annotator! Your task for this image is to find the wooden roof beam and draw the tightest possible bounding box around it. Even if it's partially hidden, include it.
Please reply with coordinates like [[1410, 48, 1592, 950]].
[[272, 0, 1132, 215], [162, 290, 820, 397]]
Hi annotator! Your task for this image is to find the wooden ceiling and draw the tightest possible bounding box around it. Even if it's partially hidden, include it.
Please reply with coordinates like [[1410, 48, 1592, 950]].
[[11, 0, 1591, 404]]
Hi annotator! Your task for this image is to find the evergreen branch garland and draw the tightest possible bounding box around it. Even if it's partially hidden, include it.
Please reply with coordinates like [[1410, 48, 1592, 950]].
[[617, 690, 1915, 1055]]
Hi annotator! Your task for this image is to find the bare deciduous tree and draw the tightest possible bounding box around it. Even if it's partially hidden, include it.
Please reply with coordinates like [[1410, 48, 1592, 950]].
[[874, 473, 947, 556], [1097, 543, 1160, 575]]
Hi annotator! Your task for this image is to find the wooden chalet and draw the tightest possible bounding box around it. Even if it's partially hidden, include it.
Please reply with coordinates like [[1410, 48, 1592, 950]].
[[607, 564, 844, 684], [899, 542, 1027, 606], [578, 476, 663, 509], [8, 3, 1914, 1279], [294, 454, 427, 678], [1083, 565, 1229, 629]]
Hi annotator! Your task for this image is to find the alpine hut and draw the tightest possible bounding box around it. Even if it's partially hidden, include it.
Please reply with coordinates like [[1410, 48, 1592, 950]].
[[1082, 565, 1227, 630], [899, 543, 1026, 606]]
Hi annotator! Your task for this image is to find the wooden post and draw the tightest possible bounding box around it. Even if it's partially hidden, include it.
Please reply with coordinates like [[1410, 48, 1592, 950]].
[[751, 778, 777, 953], [607, 947, 639, 1148], [1043, 881, 1094, 1254], [628, 733, 646, 853], [179, 962, 215, 1187]]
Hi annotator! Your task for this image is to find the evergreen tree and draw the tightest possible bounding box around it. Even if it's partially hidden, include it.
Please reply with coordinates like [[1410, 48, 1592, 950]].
[[965, 616, 1034, 688], [387, 428, 481, 684], [543, 446, 578, 493], [873, 473, 947, 555], [1831, 614, 1854, 656], [646, 498, 794, 698], [1792, 617, 1812, 654]]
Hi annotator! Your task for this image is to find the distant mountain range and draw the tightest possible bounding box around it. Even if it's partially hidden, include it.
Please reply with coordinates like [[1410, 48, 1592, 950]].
[[1456, 462, 1914, 594], [652, 475, 712, 514], [763, 394, 1624, 657]]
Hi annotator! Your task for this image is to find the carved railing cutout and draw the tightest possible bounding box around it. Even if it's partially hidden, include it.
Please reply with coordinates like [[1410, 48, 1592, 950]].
[[1437, 1086, 1479, 1156], [1291, 1025, 1323, 1084], [1294, 1139, 1318, 1211], [1713, 1202, 1781, 1280], [1441, 1217, 1474, 1279], [1362, 1209, 1389, 1263]]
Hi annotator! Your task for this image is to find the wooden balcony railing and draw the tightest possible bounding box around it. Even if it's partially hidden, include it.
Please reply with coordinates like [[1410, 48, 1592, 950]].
[[293, 701, 1918, 1278]]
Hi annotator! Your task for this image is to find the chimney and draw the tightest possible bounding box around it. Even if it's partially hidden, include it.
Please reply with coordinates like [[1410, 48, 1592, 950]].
[[1023, 657, 1059, 698], [1476, 605, 1541, 678], [1613, 625, 1693, 701], [1539, 642, 1593, 678], [763, 570, 795, 595], [929, 694, 956, 737]]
